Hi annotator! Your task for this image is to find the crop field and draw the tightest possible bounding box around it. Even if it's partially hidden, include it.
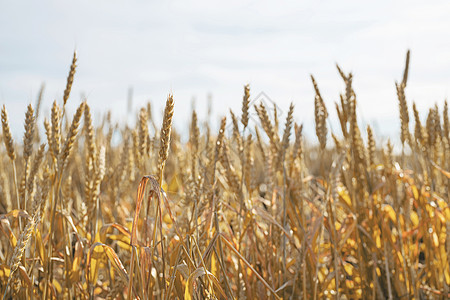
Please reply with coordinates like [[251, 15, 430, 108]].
[[0, 51, 449, 299]]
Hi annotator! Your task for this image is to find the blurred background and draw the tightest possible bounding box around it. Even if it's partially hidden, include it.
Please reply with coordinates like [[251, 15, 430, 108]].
[[0, 0, 449, 141]]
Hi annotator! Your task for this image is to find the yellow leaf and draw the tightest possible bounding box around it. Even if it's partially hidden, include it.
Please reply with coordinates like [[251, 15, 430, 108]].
[[318, 268, 325, 282], [87, 243, 129, 285], [185, 268, 205, 300], [337, 185, 352, 208], [383, 205, 397, 223], [286, 258, 296, 270], [0, 219, 17, 247], [71, 240, 83, 282], [211, 253, 218, 278], [88, 249, 101, 284], [185, 267, 226, 300], [163, 213, 173, 225], [116, 240, 132, 252], [35, 229, 45, 263], [0, 265, 10, 277], [437, 199, 448, 209], [176, 263, 190, 279], [444, 207, 450, 222], [94, 287, 103, 295], [343, 262, 353, 276], [168, 175, 180, 193], [432, 232, 439, 248], [108, 234, 131, 246], [397, 252, 404, 265], [52, 279, 62, 293], [399, 214, 405, 227], [243, 211, 253, 229], [346, 279, 355, 289], [335, 221, 341, 231], [411, 185, 419, 200], [376, 234, 381, 249], [410, 211, 419, 227], [436, 211, 446, 224]]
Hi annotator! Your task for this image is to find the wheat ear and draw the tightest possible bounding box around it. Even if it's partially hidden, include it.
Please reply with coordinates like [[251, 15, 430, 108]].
[[59, 102, 86, 169], [157, 94, 174, 186], [241, 84, 250, 129], [23, 104, 36, 162], [84, 103, 96, 159], [1, 106, 20, 230], [1, 105, 16, 161], [281, 102, 294, 159], [51, 101, 62, 157], [63, 51, 77, 106], [312, 75, 328, 150], [443, 100, 448, 141], [367, 126, 376, 167]]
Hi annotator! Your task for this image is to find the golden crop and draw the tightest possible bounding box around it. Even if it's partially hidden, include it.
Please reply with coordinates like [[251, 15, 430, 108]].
[[0, 50, 449, 299]]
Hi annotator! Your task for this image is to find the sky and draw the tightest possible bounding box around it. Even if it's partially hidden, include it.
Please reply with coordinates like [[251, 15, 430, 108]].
[[1, 0, 449, 142]]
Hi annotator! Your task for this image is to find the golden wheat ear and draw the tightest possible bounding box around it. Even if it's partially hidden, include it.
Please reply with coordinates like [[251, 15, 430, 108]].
[[312, 75, 328, 150], [59, 101, 86, 169], [241, 84, 250, 130], [23, 104, 36, 162], [281, 102, 294, 157], [138, 107, 149, 159], [63, 51, 77, 106], [157, 94, 174, 186], [84, 103, 96, 159], [443, 100, 449, 141], [1, 105, 16, 161]]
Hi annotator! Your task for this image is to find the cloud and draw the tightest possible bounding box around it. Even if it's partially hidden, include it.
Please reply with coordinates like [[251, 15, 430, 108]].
[[0, 0, 449, 140]]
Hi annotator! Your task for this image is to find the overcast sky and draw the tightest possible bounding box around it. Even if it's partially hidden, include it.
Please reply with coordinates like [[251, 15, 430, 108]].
[[1, 0, 449, 141]]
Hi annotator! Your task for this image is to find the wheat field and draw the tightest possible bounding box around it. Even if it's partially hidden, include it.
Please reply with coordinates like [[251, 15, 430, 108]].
[[0, 51, 449, 299]]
